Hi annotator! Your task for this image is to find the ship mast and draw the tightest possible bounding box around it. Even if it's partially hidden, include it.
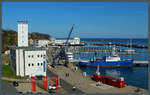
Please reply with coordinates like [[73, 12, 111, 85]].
[[130, 38, 132, 59], [96, 63, 100, 75]]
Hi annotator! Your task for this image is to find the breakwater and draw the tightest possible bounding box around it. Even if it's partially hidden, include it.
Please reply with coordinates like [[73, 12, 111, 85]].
[[85, 43, 148, 49]]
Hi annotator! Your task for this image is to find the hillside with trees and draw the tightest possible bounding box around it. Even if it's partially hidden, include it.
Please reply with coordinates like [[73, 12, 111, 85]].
[[2, 29, 51, 52], [29, 32, 51, 40]]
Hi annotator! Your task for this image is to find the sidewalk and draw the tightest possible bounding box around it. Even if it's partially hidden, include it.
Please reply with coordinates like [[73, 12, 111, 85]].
[[2, 77, 30, 83]]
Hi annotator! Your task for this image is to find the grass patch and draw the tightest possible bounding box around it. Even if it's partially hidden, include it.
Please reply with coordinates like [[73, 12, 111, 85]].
[[2, 64, 24, 79]]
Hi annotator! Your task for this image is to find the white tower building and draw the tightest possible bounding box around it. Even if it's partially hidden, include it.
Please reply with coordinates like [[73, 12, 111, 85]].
[[18, 21, 28, 47]]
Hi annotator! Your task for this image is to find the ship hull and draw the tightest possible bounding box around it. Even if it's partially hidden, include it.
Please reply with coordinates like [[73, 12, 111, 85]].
[[79, 60, 133, 67]]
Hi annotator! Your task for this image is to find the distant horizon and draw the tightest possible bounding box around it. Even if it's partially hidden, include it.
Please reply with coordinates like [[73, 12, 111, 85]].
[[2, 28, 148, 39]]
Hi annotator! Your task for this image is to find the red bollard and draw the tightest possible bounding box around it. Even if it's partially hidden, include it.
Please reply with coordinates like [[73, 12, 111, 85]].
[[31, 76, 36, 92], [42, 76, 48, 90], [55, 74, 59, 90]]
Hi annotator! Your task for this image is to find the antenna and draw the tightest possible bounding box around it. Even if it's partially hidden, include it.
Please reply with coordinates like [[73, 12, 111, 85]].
[[130, 38, 132, 59]]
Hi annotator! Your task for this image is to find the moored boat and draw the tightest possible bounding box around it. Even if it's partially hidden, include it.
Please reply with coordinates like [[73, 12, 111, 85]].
[[92, 64, 126, 88], [79, 45, 134, 67]]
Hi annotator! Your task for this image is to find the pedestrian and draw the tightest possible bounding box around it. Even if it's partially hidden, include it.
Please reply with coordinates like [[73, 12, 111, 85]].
[[74, 66, 78, 71], [66, 73, 68, 77]]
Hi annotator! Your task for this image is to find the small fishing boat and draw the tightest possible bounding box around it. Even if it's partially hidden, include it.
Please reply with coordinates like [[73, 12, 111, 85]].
[[79, 45, 134, 67]]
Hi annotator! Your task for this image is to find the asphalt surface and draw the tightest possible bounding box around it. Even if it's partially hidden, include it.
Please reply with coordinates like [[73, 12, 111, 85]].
[[47, 68, 84, 94], [2, 80, 18, 94]]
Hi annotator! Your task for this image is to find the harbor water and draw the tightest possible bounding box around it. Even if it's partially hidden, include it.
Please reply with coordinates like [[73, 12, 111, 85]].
[[73, 38, 148, 89]]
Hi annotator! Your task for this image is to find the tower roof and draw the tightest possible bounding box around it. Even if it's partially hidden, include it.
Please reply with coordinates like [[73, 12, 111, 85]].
[[17, 20, 28, 24]]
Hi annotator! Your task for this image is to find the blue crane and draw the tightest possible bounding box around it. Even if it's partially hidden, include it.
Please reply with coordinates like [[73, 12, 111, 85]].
[[53, 24, 75, 67]]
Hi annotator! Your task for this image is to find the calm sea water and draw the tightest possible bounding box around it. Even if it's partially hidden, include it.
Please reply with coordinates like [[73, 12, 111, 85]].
[[73, 38, 148, 89]]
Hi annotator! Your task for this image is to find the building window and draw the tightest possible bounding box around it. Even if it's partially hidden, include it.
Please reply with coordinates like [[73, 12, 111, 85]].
[[28, 64, 30, 66], [28, 55, 30, 58], [37, 63, 39, 66], [41, 55, 43, 57], [37, 55, 39, 57], [32, 55, 34, 58], [41, 63, 42, 66], [32, 64, 34, 66]]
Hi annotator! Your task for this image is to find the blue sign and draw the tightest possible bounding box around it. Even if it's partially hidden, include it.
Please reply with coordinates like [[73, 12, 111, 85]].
[[43, 55, 46, 58], [43, 61, 46, 72]]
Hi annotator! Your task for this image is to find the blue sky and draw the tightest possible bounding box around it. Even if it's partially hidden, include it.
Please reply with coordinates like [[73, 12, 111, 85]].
[[2, 2, 148, 38]]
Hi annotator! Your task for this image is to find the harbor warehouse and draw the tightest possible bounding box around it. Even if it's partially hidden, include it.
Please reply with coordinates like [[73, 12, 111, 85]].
[[10, 47, 47, 77]]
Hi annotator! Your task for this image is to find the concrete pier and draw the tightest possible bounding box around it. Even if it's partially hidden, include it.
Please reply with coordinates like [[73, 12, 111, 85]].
[[47, 64, 148, 94]]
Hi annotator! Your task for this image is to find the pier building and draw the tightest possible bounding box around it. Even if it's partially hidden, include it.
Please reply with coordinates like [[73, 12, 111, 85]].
[[54, 37, 80, 45], [10, 47, 47, 77], [17, 20, 28, 47], [38, 39, 50, 47]]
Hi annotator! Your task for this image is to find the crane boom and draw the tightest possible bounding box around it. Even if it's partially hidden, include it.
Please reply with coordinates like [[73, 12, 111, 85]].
[[64, 24, 75, 46]]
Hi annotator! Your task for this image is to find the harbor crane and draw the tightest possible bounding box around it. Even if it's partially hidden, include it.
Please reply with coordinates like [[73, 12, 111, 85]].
[[53, 24, 75, 67]]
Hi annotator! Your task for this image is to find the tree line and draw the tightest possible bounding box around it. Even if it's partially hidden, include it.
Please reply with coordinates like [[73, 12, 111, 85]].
[[2, 29, 51, 52]]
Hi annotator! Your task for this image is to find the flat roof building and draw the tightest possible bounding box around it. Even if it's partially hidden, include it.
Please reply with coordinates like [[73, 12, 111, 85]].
[[10, 47, 47, 77]]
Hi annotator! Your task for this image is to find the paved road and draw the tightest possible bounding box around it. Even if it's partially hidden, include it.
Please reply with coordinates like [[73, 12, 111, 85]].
[[47, 69, 83, 94], [2, 81, 18, 94]]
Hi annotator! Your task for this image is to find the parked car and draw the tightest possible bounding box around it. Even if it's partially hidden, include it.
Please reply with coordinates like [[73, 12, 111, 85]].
[[48, 84, 56, 90], [12, 81, 19, 87]]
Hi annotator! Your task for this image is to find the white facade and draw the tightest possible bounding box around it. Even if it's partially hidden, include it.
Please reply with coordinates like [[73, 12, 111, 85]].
[[24, 50, 46, 76], [54, 37, 80, 45], [18, 21, 28, 47], [15, 48, 46, 77], [16, 49, 24, 76], [38, 40, 50, 47]]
